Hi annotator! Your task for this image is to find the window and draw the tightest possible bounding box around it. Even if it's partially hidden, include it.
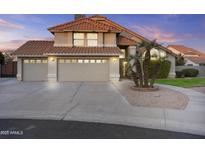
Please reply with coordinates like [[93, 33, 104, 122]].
[[96, 59, 101, 63], [84, 59, 89, 63], [102, 59, 107, 63], [42, 60, 48, 63], [59, 59, 64, 63], [74, 33, 84, 46], [24, 60, 29, 64], [30, 60, 35, 64], [36, 60, 41, 63], [78, 59, 83, 63], [87, 33, 98, 46], [71, 59, 77, 63], [90, 59, 95, 63], [65, 59, 71, 63]]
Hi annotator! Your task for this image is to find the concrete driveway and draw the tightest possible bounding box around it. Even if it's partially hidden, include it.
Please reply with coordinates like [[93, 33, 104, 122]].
[[0, 79, 128, 120], [0, 78, 205, 136]]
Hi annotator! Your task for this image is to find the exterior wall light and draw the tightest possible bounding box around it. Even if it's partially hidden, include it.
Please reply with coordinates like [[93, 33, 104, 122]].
[[49, 57, 55, 62], [112, 57, 117, 62], [119, 55, 124, 59]]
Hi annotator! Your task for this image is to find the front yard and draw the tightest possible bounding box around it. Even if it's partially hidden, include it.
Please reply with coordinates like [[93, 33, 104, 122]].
[[156, 78, 205, 88]]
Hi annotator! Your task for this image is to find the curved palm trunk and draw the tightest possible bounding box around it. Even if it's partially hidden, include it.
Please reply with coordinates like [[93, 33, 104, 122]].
[[143, 50, 151, 87], [135, 59, 143, 87], [150, 62, 161, 87]]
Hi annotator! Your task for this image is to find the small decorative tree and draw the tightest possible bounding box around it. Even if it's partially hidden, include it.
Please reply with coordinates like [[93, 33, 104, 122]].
[[176, 54, 185, 66], [128, 40, 167, 89], [0, 52, 4, 65]]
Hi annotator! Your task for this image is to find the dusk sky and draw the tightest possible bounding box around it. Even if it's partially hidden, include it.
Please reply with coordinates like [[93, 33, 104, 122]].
[[0, 14, 205, 52]]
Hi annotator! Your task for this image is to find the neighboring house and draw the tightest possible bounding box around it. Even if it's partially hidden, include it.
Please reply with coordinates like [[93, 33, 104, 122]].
[[168, 45, 205, 66], [13, 15, 176, 82], [168, 45, 205, 77]]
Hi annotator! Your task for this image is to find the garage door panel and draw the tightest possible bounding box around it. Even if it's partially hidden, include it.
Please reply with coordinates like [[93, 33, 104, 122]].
[[23, 59, 47, 81], [58, 59, 109, 81]]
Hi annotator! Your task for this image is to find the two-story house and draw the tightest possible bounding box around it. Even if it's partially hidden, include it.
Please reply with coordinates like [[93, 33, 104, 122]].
[[13, 15, 176, 82]]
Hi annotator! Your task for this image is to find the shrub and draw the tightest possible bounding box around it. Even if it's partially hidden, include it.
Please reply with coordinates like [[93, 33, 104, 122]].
[[181, 68, 199, 77], [175, 71, 184, 78], [149, 60, 171, 79]]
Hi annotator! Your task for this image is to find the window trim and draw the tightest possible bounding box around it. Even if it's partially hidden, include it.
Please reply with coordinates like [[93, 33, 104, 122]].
[[73, 33, 85, 47], [87, 33, 98, 47]]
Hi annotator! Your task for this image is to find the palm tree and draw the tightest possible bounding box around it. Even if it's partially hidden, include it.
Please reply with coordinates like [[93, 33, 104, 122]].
[[128, 40, 161, 88]]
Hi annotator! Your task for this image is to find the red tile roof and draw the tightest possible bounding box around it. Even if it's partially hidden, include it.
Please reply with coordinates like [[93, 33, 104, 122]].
[[13, 40, 122, 56], [89, 15, 176, 56], [48, 18, 119, 33], [13, 40, 53, 56], [168, 45, 205, 64], [118, 35, 137, 46], [186, 57, 205, 64], [168, 45, 205, 56]]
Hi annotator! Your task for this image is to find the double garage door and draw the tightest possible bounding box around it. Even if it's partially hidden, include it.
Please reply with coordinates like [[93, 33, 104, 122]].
[[58, 58, 109, 81], [22, 58, 109, 81]]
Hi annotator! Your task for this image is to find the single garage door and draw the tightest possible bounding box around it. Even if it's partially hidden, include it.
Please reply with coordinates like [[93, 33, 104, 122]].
[[58, 58, 109, 81], [23, 59, 48, 81]]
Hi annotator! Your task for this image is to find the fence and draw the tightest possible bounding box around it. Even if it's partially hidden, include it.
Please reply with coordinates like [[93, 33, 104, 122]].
[[176, 66, 205, 77], [0, 62, 17, 77]]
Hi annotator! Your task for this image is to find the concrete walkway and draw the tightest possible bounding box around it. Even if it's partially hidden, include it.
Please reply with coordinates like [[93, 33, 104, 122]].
[[0, 79, 205, 136], [64, 82, 205, 136]]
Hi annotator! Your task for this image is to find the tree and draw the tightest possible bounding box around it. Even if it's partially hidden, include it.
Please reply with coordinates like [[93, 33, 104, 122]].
[[128, 40, 166, 88], [176, 54, 185, 66], [0, 52, 4, 65]]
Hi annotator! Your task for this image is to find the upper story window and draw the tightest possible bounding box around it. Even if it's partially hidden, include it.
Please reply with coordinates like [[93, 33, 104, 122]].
[[74, 33, 84, 46], [87, 33, 98, 47], [73, 33, 98, 47]]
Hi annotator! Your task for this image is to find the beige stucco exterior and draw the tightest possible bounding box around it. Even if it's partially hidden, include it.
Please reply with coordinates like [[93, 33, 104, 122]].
[[17, 58, 22, 81], [54, 32, 73, 47], [47, 57, 57, 82], [109, 57, 120, 80], [104, 33, 117, 47], [97, 33, 103, 47], [17, 56, 120, 82]]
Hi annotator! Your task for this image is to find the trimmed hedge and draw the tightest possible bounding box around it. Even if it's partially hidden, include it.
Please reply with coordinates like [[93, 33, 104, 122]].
[[181, 68, 199, 77], [176, 71, 184, 78], [149, 60, 171, 79]]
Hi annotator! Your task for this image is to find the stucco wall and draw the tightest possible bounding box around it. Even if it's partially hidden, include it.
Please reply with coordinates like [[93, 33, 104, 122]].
[[98, 33, 103, 47], [47, 57, 57, 82], [163, 50, 176, 78], [104, 33, 117, 47], [109, 57, 120, 80], [54, 32, 73, 47], [184, 59, 199, 66], [176, 66, 205, 77], [17, 58, 22, 81]]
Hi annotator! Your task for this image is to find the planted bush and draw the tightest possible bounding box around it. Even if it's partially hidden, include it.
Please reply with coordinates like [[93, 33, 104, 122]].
[[175, 71, 184, 78], [149, 60, 171, 79], [181, 68, 199, 77]]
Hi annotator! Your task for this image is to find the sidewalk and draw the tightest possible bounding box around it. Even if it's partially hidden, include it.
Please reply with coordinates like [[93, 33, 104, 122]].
[[64, 82, 205, 136]]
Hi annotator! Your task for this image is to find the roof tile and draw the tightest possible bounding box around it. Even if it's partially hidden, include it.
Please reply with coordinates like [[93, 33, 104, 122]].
[[13, 41, 122, 56]]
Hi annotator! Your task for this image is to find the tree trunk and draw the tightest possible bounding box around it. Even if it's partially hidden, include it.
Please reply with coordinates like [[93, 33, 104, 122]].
[[135, 58, 143, 87], [150, 62, 161, 87], [131, 70, 139, 87], [143, 50, 151, 87]]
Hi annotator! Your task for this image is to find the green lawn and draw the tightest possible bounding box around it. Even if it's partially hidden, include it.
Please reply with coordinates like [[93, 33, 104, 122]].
[[155, 78, 205, 88]]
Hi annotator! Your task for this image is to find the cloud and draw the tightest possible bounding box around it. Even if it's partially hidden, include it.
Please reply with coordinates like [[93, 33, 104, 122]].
[[0, 40, 25, 50], [0, 19, 24, 29], [132, 25, 193, 43]]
